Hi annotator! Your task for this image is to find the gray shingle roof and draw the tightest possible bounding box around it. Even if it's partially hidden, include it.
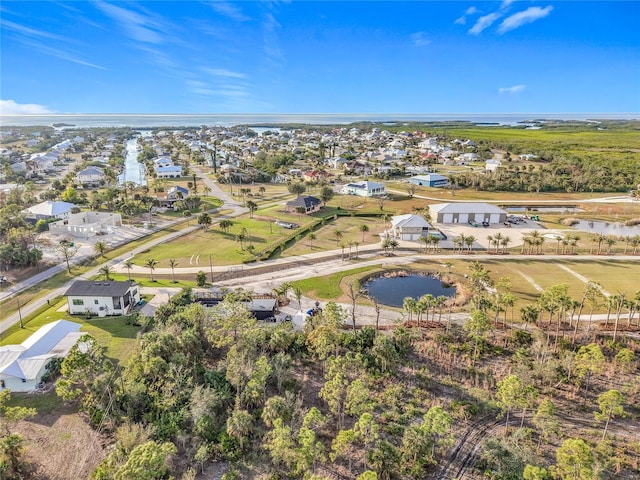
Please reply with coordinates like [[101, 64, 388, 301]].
[[64, 280, 134, 297], [286, 195, 321, 209]]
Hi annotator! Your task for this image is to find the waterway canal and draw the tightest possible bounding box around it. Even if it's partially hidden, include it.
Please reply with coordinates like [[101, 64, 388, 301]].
[[118, 137, 146, 186]]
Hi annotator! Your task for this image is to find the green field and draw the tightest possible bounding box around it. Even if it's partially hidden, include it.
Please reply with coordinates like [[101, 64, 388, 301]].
[[293, 258, 639, 318], [1, 298, 141, 365]]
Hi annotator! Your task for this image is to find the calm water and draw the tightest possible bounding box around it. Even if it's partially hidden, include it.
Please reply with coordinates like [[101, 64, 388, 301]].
[[364, 274, 456, 308], [573, 220, 640, 237], [118, 138, 146, 186], [3, 113, 636, 128]]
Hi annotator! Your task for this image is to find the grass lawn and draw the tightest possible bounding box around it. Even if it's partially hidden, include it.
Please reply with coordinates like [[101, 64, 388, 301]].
[[291, 265, 382, 301], [1, 298, 141, 365], [385, 181, 622, 203], [5, 390, 65, 411], [283, 215, 385, 257], [417, 258, 640, 317], [107, 273, 198, 288]]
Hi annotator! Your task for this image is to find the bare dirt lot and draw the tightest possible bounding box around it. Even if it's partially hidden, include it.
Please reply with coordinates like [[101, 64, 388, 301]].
[[15, 401, 108, 479]]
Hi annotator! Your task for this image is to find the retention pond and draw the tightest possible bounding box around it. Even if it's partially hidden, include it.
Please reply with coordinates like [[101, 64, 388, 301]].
[[364, 273, 457, 308]]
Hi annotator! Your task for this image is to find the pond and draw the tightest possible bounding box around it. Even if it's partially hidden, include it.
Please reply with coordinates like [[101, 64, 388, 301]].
[[364, 274, 456, 308], [572, 220, 640, 237]]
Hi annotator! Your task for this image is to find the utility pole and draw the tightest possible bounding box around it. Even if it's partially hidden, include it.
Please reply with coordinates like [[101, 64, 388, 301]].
[[209, 254, 214, 283], [17, 299, 24, 328]]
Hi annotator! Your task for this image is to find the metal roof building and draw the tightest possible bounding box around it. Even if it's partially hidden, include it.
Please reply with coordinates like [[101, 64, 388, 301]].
[[0, 320, 83, 392]]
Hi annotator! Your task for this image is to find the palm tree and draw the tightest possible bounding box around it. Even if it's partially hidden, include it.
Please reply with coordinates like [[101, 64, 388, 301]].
[[500, 236, 511, 254], [99, 265, 112, 281], [219, 219, 233, 234], [226, 409, 253, 451], [592, 233, 606, 255], [246, 200, 258, 218], [360, 224, 369, 242], [418, 235, 429, 254], [486, 235, 494, 253], [94, 241, 107, 258], [493, 232, 504, 254], [464, 235, 476, 253], [334, 229, 343, 246], [145, 258, 158, 282], [237, 230, 247, 250], [605, 237, 616, 255], [308, 232, 316, 249], [198, 212, 212, 230], [403, 297, 417, 322], [169, 259, 178, 283], [123, 258, 134, 281]]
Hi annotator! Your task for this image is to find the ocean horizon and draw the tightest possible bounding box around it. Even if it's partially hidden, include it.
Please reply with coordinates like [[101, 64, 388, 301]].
[[1, 113, 638, 129]]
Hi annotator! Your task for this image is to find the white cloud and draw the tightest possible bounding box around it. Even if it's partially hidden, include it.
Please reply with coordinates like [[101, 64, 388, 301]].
[[209, 1, 250, 22], [455, 6, 478, 25], [0, 99, 54, 115], [498, 6, 553, 34], [500, 0, 516, 10], [498, 84, 526, 94], [0, 19, 65, 41], [411, 32, 431, 46], [205, 68, 248, 79], [95, 1, 166, 44], [468, 12, 502, 35]]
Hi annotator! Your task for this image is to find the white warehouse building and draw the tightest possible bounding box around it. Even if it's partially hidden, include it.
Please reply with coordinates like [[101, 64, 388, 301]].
[[429, 202, 507, 225]]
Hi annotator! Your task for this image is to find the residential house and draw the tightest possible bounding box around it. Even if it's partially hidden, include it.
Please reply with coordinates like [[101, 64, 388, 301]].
[[343, 161, 372, 176], [303, 170, 334, 183], [0, 320, 83, 392], [387, 214, 433, 241], [26, 200, 75, 221], [408, 174, 449, 188], [156, 185, 189, 207], [49, 211, 122, 238], [341, 180, 386, 197], [285, 195, 322, 214], [154, 156, 173, 168], [155, 165, 182, 178], [485, 159, 502, 172], [76, 166, 105, 187], [430, 203, 507, 225], [65, 280, 140, 317]]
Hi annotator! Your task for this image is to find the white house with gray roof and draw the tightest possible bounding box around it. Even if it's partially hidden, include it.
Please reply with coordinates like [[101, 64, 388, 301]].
[[387, 214, 433, 241], [65, 280, 140, 317], [26, 200, 75, 220], [0, 320, 83, 392], [76, 166, 105, 187], [341, 180, 386, 197]]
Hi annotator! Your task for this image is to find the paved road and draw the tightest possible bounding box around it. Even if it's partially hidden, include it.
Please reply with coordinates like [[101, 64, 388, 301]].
[[0, 170, 247, 335], [2, 167, 638, 335]]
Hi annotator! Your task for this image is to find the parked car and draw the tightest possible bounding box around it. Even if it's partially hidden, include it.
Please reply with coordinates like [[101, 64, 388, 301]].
[[275, 221, 298, 229], [482, 221, 490, 227]]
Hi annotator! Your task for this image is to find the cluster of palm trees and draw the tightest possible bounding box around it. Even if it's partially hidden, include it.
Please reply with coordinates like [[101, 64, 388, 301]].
[[485, 233, 512, 254], [452, 234, 476, 253], [520, 231, 547, 255], [402, 294, 451, 327], [418, 234, 442, 253]]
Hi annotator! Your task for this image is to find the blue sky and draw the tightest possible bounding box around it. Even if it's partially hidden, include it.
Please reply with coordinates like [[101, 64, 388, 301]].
[[1, 1, 638, 114]]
